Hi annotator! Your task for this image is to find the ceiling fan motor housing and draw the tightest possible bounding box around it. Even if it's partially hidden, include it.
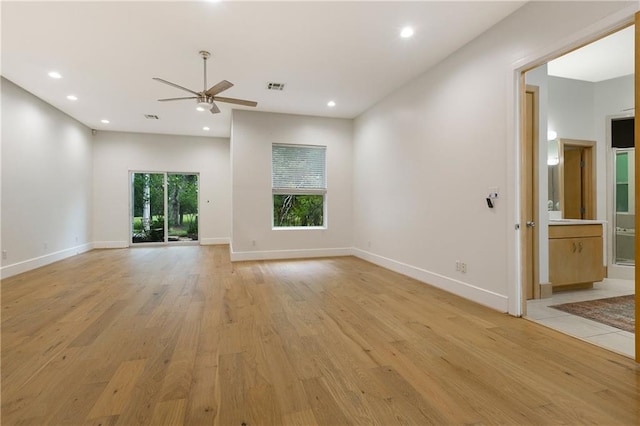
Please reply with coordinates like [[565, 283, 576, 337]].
[[197, 95, 213, 108]]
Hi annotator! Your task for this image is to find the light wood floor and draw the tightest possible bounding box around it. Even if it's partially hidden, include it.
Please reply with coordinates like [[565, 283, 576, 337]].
[[2, 246, 639, 425]]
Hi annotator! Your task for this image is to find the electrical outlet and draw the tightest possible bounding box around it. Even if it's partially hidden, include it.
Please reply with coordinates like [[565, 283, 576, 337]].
[[2, 250, 7, 260], [455, 260, 461, 271], [461, 263, 467, 273]]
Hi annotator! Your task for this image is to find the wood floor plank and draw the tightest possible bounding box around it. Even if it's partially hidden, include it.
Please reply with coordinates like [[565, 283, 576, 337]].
[[2, 245, 639, 425], [149, 398, 187, 426], [183, 351, 218, 425], [301, 376, 353, 426], [88, 359, 148, 419], [281, 408, 319, 426]]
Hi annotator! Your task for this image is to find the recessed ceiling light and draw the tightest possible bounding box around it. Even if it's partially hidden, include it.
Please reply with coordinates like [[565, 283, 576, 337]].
[[48, 71, 62, 79], [203, 126, 210, 131], [400, 26, 414, 38], [101, 119, 110, 124], [66, 95, 78, 101], [196, 106, 205, 112], [327, 101, 336, 107]]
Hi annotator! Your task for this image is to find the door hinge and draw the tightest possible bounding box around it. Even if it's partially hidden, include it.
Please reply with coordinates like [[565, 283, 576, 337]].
[[580, 160, 585, 168], [580, 207, 586, 214]]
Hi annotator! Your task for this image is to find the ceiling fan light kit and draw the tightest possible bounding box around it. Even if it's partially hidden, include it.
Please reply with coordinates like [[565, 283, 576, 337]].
[[153, 50, 257, 115]]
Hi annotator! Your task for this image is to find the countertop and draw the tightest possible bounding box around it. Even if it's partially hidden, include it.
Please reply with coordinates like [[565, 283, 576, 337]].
[[549, 219, 606, 226]]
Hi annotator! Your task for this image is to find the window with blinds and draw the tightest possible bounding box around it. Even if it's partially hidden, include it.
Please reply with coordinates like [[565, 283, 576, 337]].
[[272, 144, 326, 227]]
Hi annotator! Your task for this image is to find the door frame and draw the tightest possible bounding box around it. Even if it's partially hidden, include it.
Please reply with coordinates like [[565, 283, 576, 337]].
[[634, 16, 639, 361], [516, 13, 638, 361]]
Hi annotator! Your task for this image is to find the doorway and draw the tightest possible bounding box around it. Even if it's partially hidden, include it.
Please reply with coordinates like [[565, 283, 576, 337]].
[[611, 117, 636, 266], [520, 21, 637, 361], [131, 172, 199, 245], [558, 139, 596, 220]]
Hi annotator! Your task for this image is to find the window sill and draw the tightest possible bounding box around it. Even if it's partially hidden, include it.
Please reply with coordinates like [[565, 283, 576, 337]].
[[272, 226, 327, 231]]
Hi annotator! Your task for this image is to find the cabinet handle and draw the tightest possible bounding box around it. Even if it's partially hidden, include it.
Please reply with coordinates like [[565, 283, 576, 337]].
[[572, 242, 577, 253], [578, 242, 583, 253]]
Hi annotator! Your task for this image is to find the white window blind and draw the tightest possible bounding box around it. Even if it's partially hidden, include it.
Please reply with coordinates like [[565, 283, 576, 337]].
[[272, 144, 326, 192]]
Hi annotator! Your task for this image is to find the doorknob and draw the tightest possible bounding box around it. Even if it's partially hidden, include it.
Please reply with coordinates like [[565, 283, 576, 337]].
[[526, 221, 536, 228]]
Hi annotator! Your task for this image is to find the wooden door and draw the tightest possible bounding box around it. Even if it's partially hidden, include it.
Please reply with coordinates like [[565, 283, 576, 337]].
[[563, 148, 583, 219], [523, 86, 539, 301], [559, 140, 596, 220]]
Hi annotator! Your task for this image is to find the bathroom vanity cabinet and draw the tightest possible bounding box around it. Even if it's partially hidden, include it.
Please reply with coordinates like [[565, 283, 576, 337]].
[[548, 222, 605, 290]]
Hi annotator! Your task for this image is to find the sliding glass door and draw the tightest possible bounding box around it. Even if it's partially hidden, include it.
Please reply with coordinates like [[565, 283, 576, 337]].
[[614, 149, 635, 265], [131, 172, 199, 244], [132, 173, 165, 243], [167, 173, 199, 242]]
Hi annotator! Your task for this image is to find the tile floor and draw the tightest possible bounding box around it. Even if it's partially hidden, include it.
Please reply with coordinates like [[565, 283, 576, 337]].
[[525, 278, 635, 358]]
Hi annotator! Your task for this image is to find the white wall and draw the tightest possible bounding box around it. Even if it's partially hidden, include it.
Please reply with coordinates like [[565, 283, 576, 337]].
[[92, 131, 231, 247], [548, 77, 597, 140], [230, 110, 353, 260], [1, 77, 93, 278], [352, 1, 636, 313]]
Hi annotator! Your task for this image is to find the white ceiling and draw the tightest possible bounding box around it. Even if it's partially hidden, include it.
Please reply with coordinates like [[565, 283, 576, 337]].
[[1, 1, 526, 138], [548, 25, 634, 82]]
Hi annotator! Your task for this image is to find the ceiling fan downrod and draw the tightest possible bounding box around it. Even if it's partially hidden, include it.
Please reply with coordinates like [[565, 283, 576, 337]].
[[199, 50, 210, 93]]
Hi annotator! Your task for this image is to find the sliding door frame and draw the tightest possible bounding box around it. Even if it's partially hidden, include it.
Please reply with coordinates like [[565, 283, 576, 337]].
[[129, 170, 200, 247]]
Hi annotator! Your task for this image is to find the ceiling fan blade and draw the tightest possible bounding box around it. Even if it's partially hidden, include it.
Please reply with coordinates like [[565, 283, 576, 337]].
[[213, 96, 257, 107], [205, 80, 233, 97], [158, 97, 198, 102], [153, 77, 200, 96], [209, 102, 221, 114]]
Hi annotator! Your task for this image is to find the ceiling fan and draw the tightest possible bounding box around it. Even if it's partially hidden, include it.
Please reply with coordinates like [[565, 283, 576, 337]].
[[153, 50, 257, 114]]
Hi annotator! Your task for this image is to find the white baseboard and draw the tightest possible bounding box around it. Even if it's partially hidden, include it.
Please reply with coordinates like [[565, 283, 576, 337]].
[[2, 241, 509, 313], [230, 247, 353, 262], [93, 241, 128, 249], [200, 238, 230, 246], [1, 243, 93, 279], [352, 248, 509, 313]]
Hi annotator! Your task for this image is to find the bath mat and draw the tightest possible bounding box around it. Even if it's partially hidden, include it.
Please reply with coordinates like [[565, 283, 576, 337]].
[[549, 295, 635, 333]]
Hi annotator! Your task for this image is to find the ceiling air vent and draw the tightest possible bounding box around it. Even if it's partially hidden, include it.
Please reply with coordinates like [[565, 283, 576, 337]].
[[267, 82, 285, 91], [144, 114, 159, 120]]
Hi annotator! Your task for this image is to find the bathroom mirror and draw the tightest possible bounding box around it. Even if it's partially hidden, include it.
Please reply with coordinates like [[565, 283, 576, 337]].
[[547, 138, 561, 217], [547, 138, 597, 220]]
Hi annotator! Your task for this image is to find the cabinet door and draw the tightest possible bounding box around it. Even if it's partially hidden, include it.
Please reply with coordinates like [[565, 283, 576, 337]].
[[549, 237, 604, 286]]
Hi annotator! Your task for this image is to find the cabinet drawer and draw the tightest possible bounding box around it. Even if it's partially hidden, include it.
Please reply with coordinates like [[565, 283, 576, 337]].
[[549, 237, 604, 286], [549, 224, 602, 239]]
